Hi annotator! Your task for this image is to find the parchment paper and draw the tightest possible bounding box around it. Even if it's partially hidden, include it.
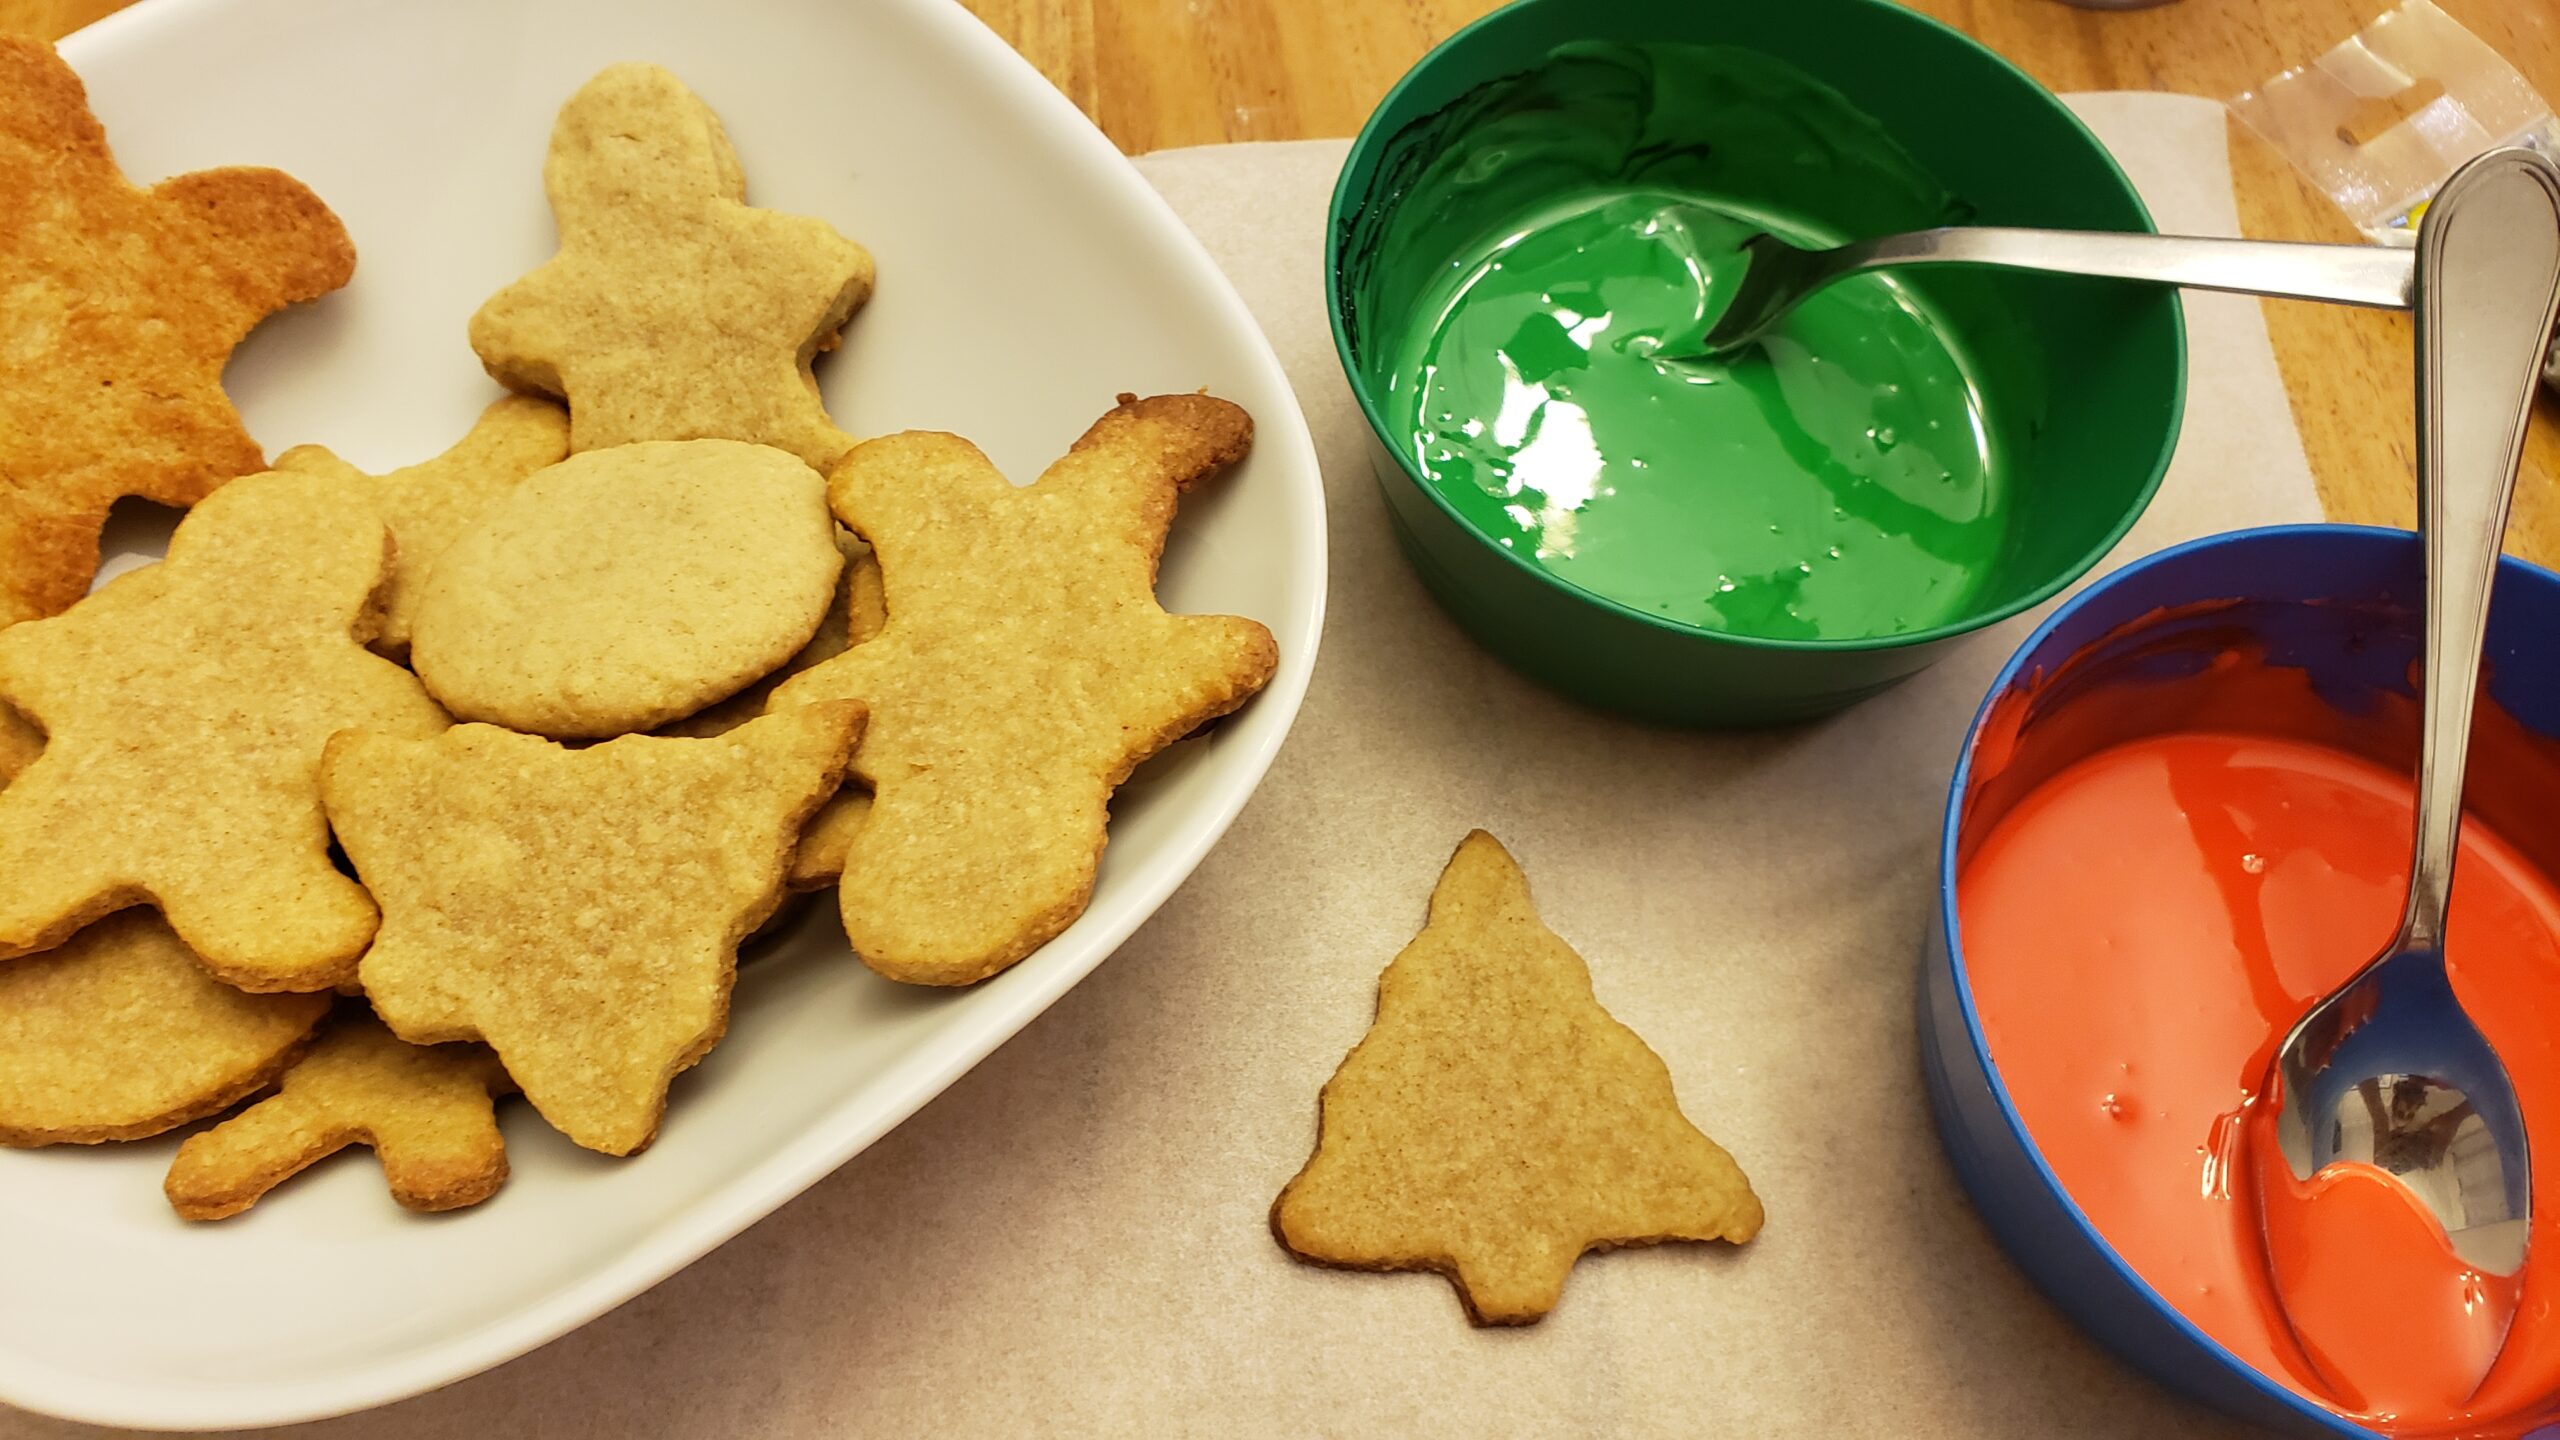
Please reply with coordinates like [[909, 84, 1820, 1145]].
[[8, 94, 2326, 1439]]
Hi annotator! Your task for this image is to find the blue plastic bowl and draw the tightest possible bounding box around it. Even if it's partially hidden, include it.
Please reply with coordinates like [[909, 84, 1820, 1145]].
[[1923, 524, 2560, 1438]]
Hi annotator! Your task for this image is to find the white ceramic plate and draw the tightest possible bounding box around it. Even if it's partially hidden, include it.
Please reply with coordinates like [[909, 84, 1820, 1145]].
[[0, 0, 1324, 1428]]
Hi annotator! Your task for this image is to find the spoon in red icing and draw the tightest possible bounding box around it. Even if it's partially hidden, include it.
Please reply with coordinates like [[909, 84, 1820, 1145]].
[[2258, 145, 2560, 1410]]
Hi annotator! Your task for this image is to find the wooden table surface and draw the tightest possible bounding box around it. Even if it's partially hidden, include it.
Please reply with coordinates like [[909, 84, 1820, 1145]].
[[11, 0, 2558, 561]]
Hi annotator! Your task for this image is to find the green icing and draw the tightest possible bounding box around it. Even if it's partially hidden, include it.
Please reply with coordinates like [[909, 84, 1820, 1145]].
[[1353, 41, 2034, 641]]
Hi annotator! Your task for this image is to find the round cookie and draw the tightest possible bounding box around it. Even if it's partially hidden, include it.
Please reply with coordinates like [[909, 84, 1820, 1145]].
[[409, 440, 841, 738], [0, 911, 330, 1146]]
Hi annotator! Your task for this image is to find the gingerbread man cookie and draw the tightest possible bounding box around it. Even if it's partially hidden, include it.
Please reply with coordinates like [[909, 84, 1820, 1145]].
[[0, 37, 355, 630], [0, 470, 449, 991], [469, 63, 874, 468], [770, 393, 1276, 984]]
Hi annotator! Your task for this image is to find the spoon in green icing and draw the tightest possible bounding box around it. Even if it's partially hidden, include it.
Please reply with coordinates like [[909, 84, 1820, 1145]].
[[1681, 221, 2415, 360]]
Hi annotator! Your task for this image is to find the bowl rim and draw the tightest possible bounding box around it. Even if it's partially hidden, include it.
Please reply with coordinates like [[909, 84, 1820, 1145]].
[[1323, 0, 2189, 655], [1930, 522, 2560, 1440]]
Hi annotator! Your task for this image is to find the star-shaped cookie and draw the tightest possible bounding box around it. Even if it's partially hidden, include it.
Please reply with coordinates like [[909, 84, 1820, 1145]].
[[275, 395, 570, 658], [0, 37, 356, 630], [468, 63, 874, 469], [0, 470, 448, 991], [322, 703, 862, 1155], [769, 392, 1277, 985], [1272, 831, 1763, 1325], [165, 1011, 512, 1220]]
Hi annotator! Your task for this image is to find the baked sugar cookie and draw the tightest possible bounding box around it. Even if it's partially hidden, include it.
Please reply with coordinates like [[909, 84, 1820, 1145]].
[[1272, 831, 1763, 1325], [771, 393, 1275, 983], [409, 439, 841, 739], [165, 1013, 510, 1220], [324, 704, 861, 1155], [0, 912, 327, 1147], [0, 37, 355, 629], [0, 470, 448, 991], [469, 63, 873, 468]]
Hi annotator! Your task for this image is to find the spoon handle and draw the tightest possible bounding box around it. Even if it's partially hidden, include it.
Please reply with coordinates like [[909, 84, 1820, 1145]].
[[2402, 148, 2560, 951], [1835, 227, 2415, 309]]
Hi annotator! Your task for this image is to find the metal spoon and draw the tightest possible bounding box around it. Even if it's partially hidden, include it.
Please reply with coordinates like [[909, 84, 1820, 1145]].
[[1682, 224, 2414, 360], [2266, 145, 2560, 1283]]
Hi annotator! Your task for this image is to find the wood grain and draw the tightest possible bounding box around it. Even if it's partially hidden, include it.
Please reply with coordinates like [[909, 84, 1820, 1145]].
[[12, 0, 2557, 558]]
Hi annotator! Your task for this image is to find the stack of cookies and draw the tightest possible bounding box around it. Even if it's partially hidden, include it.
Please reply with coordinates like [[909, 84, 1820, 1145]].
[[0, 44, 1276, 1220]]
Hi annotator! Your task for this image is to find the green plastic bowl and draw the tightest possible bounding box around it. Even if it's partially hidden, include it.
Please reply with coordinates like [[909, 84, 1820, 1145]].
[[1327, 0, 2187, 726]]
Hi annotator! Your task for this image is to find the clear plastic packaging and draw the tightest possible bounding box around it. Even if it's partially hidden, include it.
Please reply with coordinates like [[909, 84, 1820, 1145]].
[[2229, 0, 2559, 247]]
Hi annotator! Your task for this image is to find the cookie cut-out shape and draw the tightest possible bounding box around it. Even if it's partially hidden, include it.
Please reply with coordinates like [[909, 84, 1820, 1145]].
[[771, 393, 1276, 984], [1272, 831, 1764, 1326], [662, 526, 886, 742], [275, 396, 571, 658], [0, 37, 356, 630], [469, 63, 874, 468], [409, 439, 841, 739], [0, 471, 449, 990], [324, 703, 861, 1155], [164, 1012, 510, 1220], [0, 912, 328, 1147]]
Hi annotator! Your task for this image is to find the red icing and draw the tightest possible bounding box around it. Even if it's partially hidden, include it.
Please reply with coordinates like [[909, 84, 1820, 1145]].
[[1958, 637, 2560, 1436]]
